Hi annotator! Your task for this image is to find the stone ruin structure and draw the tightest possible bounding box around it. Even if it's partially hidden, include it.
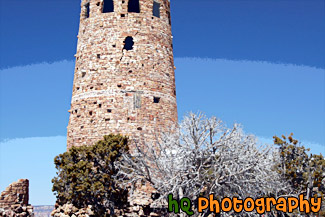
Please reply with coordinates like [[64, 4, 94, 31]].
[[0, 179, 34, 217], [67, 0, 178, 149]]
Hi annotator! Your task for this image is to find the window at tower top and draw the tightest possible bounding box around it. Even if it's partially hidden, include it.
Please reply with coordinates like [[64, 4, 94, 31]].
[[128, 0, 140, 13], [85, 3, 90, 19], [153, 1, 160, 18], [103, 0, 114, 13]]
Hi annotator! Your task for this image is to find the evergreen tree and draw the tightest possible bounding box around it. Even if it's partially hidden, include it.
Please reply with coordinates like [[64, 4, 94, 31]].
[[52, 134, 129, 216]]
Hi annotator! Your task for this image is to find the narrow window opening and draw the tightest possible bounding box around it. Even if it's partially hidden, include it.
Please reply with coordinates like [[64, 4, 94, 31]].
[[134, 94, 141, 109], [107, 109, 112, 113], [82, 72, 86, 78], [85, 3, 90, 18], [99, 104, 102, 108], [167, 11, 171, 25], [117, 84, 122, 88], [105, 118, 111, 122], [153, 97, 160, 103], [89, 111, 93, 116], [128, 0, 140, 13], [137, 127, 142, 131], [97, 54, 101, 59], [103, 0, 114, 13], [123, 37, 134, 51], [153, 1, 160, 18]]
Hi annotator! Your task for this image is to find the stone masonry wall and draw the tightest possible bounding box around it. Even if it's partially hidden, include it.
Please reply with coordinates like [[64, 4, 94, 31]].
[[0, 179, 29, 207], [0, 179, 34, 216], [67, 0, 178, 149]]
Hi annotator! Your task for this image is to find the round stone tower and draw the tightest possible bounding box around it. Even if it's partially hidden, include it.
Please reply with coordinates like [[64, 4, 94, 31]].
[[67, 0, 177, 149]]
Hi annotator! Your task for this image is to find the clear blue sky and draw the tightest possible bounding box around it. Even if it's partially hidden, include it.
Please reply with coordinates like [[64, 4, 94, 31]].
[[0, 0, 324, 205]]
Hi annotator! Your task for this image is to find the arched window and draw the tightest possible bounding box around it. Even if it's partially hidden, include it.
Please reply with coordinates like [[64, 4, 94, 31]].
[[103, 0, 114, 13], [123, 37, 134, 51], [153, 1, 160, 18], [128, 0, 140, 13]]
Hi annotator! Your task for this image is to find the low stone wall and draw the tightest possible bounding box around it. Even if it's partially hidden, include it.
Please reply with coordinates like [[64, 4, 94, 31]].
[[0, 179, 34, 217]]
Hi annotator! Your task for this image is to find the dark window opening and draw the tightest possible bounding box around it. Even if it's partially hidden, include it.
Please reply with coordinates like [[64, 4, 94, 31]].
[[85, 3, 90, 18], [107, 109, 112, 113], [167, 11, 171, 25], [121, 14, 125, 18], [123, 37, 134, 51], [128, 0, 140, 13], [96, 2, 100, 6], [89, 111, 93, 116], [154, 97, 161, 103], [137, 127, 142, 131], [105, 118, 111, 122], [97, 54, 100, 59], [103, 0, 114, 13], [153, 1, 160, 18], [117, 84, 122, 88], [81, 126, 84, 129], [82, 72, 86, 78], [99, 104, 102, 108]]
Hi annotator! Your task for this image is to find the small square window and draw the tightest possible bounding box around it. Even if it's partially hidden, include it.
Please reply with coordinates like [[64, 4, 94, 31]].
[[153, 97, 160, 103]]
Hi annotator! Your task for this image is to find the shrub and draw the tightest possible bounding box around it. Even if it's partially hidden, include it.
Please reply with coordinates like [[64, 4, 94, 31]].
[[52, 134, 129, 216]]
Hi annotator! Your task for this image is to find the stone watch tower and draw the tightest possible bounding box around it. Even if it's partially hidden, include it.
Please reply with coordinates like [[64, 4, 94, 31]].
[[67, 0, 177, 149]]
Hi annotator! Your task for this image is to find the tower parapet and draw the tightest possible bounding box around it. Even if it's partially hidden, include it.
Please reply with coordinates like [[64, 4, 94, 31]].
[[67, 0, 177, 149]]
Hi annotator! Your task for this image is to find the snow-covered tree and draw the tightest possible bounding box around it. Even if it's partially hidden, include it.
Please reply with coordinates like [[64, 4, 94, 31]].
[[116, 113, 290, 216]]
